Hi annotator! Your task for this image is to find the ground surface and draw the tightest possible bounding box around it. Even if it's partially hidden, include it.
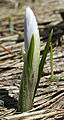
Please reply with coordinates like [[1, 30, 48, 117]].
[[0, 0, 64, 119]]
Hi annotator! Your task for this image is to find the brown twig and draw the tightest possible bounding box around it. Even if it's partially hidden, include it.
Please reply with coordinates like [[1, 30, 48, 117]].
[[0, 45, 14, 54]]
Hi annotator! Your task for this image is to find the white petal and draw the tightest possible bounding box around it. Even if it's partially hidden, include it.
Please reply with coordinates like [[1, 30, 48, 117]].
[[24, 6, 38, 52]]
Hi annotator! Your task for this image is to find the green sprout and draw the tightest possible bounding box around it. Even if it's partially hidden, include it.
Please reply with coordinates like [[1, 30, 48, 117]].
[[8, 16, 14, 35], [48, 43, 64, 82]]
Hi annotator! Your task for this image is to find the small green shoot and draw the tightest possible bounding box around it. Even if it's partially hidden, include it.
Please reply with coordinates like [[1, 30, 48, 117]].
[[47, 41, 64, 82], [8, 16, 14, 35]]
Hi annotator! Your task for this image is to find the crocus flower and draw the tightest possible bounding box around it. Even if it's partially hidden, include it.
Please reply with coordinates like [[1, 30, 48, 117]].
[[18, 6, 40, 112]]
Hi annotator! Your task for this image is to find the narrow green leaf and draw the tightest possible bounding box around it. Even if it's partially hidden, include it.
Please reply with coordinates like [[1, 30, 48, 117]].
[[34, 29, 53, 96], [18, 34, 34, 112], [27, 34, 34, 77], [38, 29, 53, 81], [50, 45, 54, 79]]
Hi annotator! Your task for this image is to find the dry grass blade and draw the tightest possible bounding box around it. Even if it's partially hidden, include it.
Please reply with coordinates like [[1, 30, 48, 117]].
[[4, 110, 64, 120]]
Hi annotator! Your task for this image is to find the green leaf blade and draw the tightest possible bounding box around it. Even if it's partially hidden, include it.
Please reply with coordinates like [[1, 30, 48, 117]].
[[34, 29, 53, 96], [27, 34, 34, 77], [18, 34, 35, 112]]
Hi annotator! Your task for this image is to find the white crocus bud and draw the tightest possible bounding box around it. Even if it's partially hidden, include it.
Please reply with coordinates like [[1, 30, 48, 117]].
[[18, 6, 53, 113], [18, 6, 40, 113], [24, 6, 38, 52]]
